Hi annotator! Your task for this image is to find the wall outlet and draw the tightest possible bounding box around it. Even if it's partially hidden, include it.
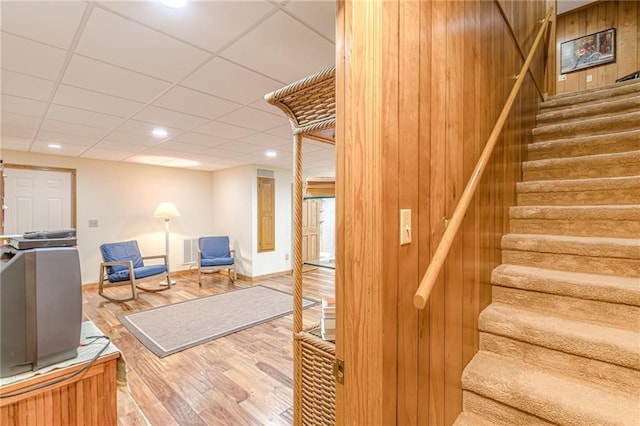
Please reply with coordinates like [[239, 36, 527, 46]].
[[285, 253, 289, 260], [88, 219, 99, 227], [586, 74, 593, 83], [558, 74, 567, 81]]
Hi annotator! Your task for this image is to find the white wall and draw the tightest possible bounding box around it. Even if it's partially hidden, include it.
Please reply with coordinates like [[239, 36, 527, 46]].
[[2, 150, 214, 284], [211, 165, 292, 278]]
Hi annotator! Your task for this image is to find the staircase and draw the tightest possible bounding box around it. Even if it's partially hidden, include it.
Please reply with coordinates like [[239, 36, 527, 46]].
[[455, 79, 640, 425]]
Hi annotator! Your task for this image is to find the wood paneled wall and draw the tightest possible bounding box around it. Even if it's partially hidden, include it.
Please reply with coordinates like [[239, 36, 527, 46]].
[[555, 0, 640, 94], [335, 0, 546, 424]]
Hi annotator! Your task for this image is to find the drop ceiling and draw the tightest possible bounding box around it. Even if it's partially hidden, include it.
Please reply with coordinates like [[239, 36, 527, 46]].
[[0, 0, 337, 177]]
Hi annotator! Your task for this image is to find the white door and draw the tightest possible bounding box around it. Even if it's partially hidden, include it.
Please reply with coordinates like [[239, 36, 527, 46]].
[[4, 168, 72, 234]]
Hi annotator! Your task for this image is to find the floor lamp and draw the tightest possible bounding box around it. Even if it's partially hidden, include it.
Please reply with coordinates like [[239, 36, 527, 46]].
[[153, 201, 181, 285]]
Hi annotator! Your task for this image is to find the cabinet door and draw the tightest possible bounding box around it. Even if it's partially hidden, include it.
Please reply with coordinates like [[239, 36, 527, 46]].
[[302, 199, 320, 262]]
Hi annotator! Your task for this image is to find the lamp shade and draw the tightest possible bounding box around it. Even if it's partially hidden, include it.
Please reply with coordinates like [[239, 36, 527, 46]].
[[153, 202, 181, 218]]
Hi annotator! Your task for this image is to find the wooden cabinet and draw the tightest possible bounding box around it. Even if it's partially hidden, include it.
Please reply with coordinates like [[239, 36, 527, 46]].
[[265, 67, 336, 425]]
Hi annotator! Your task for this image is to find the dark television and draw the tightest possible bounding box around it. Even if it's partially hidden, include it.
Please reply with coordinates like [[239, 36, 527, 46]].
[[0, 245, 82, 378]]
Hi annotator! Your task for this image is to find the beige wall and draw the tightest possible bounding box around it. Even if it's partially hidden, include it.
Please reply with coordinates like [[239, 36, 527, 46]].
[[2, 150, 214, 284], [555, 0, 639, 94]]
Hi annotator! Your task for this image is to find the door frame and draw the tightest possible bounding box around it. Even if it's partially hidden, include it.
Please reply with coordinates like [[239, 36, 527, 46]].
[[3, 164, 78, 233]]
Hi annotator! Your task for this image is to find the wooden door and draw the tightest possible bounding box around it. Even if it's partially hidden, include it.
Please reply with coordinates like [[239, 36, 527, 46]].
[[302, 199, 320, 262], [257, 177, 275, 252]]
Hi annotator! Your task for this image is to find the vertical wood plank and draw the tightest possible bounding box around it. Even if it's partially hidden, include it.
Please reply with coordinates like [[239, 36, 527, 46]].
[[618, 0, 639, 77], [417, 0, 432, 423], [429, 0, 447, 423], [443, 0, 465, 423], [397, 0, 420, 424]]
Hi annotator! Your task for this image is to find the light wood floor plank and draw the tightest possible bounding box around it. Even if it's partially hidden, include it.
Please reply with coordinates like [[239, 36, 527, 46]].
[[83, 269, 334, 425]]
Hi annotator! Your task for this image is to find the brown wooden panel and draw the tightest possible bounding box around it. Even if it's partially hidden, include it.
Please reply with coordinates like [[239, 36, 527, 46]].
[[257, 177, 275, 252], [556, 0, 640, 94], [337, 0, 546, 424]]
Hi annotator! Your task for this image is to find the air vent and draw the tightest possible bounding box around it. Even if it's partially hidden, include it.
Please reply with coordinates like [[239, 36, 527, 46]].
[[183, 238, 198, 264], [257, 169, 274, 178]]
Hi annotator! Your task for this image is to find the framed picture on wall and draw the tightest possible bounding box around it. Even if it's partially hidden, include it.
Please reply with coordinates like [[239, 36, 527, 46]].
[[560, 28, 616, 74]]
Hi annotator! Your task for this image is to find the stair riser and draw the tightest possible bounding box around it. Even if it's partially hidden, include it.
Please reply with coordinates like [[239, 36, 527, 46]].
[[527, 132, 640, 161], [459, 391, 555, 426], [492, 286, 640, 330], [480, 333, 640, 396], [523, 157, 640, 181], [479, 306, 640, 369], [536, 99, 640, 125], [540, 81, 640, 110], [502, 250, 640, 278], [509, 218, 640, 238], [492, 264, 640, 306], [517, 188, 640, 206], [532, 113, 640, 143]]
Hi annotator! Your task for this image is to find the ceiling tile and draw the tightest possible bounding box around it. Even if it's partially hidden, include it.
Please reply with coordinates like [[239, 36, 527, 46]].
[[250, 97, 283, 115], [239, 132, 290, 147], [220, 10, 334, 83], [1, 33, 67, 80], [1, 1, 87, 49], [31, 140, 88, 156], [106, 130, 165, 146], [156, 140, 211, 154], [1, 70, 55, 101], [201, 147, 244, 159], [0, 136, 31, 151], [38, 130, 99, 147], [181, 57, 283, 104], [171, 131, 230, 147], [77, 7, 209, 82], [99, 1, 275, 53], [53, 84, 144, 117], [285, 0, 336, 42], [1, 112, 40, 129], [46, 104, 124, 130], [154, 86, 240, 120], [0, 94, 47, 117], [1, 124, 37, 139], [80, 147, 137, 161], [265, 124, 295, 139], [132, 105, 208, 131], [95, 140, 145, 152], [194, 121, 256, 140], [217, 107, 288, 131], [62, 55, 171, 102], [40, 119, 110, 139], [116, 119, 182, 139], [215, 141, 269, 155]]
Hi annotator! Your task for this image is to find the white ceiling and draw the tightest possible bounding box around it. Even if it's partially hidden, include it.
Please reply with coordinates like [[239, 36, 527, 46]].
[[0, 0, 337, 177]]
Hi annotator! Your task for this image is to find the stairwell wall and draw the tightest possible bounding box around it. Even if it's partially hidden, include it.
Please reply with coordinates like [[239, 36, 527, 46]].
[[336, 0, 547, 424], [555, 0, 640, 94]]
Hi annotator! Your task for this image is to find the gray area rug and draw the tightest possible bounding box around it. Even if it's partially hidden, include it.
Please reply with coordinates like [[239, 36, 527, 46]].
[[118, 285, 317, 357]]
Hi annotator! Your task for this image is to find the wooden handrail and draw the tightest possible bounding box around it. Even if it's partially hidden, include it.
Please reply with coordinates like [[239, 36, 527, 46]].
[[414, 8, 553, 310]]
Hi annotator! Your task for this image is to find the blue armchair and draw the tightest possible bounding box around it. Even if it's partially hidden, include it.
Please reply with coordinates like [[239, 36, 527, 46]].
[[98, 240, 172, 302], [198, 236, 236, 286]]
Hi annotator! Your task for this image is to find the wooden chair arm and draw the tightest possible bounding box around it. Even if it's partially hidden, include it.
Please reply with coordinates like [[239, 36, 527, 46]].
[[142, 254, 168, 264], [101, 260, 133, 267]]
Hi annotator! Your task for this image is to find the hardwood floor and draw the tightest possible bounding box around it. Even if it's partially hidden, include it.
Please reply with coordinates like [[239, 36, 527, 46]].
[[82, 267, 335, 426]]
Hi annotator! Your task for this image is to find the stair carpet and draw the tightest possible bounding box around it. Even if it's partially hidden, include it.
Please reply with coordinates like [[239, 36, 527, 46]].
[[455, 79, 640, 425]]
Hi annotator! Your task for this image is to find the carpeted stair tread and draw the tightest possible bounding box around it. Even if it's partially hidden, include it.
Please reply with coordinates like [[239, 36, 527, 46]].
[[536, 95, 640, 125], [492, 264, 640, 306], [492, 285, 640, 329], [517, 175, 640, 206], [509, 205, 640, 237], [523, 150, 640, 180], [456, 391, 555, 426], [502, 233, 640, 259], [541, 79, 640, 107], [453, 412, 496, 426], [532, 111, 640, 142], [479, 304, 640, 369], [480, 333, 640, 396], [501, 233, 640, 277], [527, 129, 640, 160], [461, 351, 640, 425]]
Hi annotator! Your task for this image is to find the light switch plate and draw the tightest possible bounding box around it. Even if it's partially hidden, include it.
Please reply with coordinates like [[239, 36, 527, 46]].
[[400, 209, 411, 245], [88, 219, 99, 228]]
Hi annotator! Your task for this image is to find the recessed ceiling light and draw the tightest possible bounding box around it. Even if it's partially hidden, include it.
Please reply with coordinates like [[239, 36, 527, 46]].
[[48, 143, 61, 149], [159, 0, 187, 8], [265, 150, 277, 158], [152, 128, 168, 138]]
